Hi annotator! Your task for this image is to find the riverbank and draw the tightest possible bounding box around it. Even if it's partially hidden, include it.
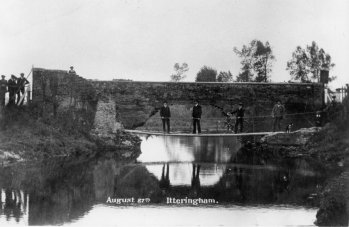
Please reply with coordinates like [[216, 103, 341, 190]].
[[238, 103, 349, 226], [0, 106, 141, 166]]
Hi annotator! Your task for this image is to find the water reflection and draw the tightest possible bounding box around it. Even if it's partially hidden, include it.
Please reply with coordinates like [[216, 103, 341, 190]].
[[138, 135, 241, 163], [0, 135, 327, 226]]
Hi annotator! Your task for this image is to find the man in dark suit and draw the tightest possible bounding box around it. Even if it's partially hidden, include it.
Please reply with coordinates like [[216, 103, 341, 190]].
[[7, 75, 18, 106], [0, 75, 8, 107], [272, 100, 285, 132], [231, 102, 245, 133], [160, 101, 171, 133], [192, 100, 202, 134], [17, 73, 29, 105]]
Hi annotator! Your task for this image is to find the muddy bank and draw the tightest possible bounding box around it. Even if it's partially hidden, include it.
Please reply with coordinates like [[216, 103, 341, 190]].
[[0, 106, 141, 166]]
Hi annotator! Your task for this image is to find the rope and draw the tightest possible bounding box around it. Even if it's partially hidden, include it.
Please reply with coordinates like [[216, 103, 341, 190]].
[[120, 110, 324, 120]]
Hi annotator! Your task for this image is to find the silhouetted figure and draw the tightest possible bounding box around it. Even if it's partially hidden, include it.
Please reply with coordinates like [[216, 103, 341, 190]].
[[231, 102, 245, 133], [160, 101, 171, 133], [7, 75, 18, 106], [0, 75, 8, 107], [159, 164, 170, 189], [17, 73, 29, 105], [272, 100, 285, 132], [68, 66, 76, 75], [192, 101, 202, 134], [191, 164, 201, 195]]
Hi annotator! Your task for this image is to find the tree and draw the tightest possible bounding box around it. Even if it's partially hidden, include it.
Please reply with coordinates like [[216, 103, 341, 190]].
[[217, 71, 233, 82], [195, 66, 217, 82], [234, 40, 275, 82], [170, 63, 189, 82], [286, 41, 336, 82], [235, 65, 254, 82]]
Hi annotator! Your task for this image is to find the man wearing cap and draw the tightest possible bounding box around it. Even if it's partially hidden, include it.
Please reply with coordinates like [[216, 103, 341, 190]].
[[68, 66, 76, 75], [231, 102, 245, 133], [0, 75, 8, 107], [192, 100, 202, 134], [17, 73, 29, 105], [7, 75, 18, 106], [160, 101, 171, 133]]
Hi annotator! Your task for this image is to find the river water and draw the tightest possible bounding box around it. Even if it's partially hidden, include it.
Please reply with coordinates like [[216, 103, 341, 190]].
[[0, 135, 327, 226]]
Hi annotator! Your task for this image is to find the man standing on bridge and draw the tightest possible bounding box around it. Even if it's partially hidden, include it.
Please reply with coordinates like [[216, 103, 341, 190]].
[[160, 101, 171, 133], [231, 102, 245, 133], [272, 100, 285, 132], [192, 100, 202, 134]]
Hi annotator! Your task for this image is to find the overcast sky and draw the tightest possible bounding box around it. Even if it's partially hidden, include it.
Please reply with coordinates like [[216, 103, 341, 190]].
[[0, 0, 348, 88]]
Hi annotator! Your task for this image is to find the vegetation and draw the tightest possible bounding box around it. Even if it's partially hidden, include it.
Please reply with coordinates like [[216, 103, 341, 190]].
[[195, 66, 217, 82], [234, 40, 275, 82], [286, 41, 336, 83], [170, 63, 189, 82], [217, 71, 233, 82]]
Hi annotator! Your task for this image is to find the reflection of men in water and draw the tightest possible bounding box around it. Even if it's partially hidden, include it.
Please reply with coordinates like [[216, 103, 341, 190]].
[[192, 101, 202, 134], [272, 100, 285, 132], [191, 164, 201, 196], [230, 103, 245, 133], [159, 164, 170, 189], [160, 101, 171, 133]]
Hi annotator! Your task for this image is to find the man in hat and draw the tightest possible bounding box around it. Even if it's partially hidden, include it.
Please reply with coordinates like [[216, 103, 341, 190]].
[[231, 102, 245, 133], [0, 75, 8, 107], [17, 73, 29, 105], [7, 75, 18, 106], [160, 101, 171, 133], [192, 100, 202, 134], [68, 66, 76, 75], [272, 100, 285, 132]]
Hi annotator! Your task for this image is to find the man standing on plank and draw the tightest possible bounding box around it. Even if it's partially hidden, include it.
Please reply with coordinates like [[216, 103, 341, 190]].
[[192, 100, 202, 134], [272, 100, 285, 132], [231, 102, 245, 133], [160, 101, 171, 133]]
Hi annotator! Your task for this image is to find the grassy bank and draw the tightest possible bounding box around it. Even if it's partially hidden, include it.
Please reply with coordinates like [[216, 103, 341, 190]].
[[0, 106, 141, 165]]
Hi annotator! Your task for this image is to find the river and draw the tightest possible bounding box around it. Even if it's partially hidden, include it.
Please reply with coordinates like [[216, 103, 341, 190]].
[[0, 135, 327, 226]]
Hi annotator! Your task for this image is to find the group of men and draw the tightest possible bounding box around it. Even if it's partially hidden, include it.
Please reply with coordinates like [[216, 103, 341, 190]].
[[160, 100, 202, 134], [159, 100, 285, 134], [0, 73, 29, 108]]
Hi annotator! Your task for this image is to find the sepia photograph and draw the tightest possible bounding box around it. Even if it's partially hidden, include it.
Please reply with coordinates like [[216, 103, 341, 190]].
[[0, 0, 348, 226]]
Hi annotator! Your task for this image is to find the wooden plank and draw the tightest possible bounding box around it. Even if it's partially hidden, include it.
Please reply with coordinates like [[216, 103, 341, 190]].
[[124, 129, 276, 137]]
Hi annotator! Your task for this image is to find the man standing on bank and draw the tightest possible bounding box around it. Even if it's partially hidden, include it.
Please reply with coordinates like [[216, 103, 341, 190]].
[[17, 73, 29, 105], [272, 100, 285, 132], [160, 101, 171, 133], [7, 75, 17, 106], [231, 102, 245, 133], [0, 75, 8, 107], [192, 100, 202, 134]]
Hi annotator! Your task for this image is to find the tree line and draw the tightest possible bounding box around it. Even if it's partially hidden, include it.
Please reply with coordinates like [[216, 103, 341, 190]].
[[170, 40, 335, 83]]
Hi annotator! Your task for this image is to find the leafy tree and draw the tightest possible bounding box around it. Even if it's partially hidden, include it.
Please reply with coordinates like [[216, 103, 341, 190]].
[[234, 40, 275, 82], [217, 71, 233, 82], [286, 41, 336, 82], [235, 64, 254, 82], [195, 66, 217, 82], [170, 63, 189, 82]]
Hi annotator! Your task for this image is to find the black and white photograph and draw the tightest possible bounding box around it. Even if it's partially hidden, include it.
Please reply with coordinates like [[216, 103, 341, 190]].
[[0, 0, 348, 226]]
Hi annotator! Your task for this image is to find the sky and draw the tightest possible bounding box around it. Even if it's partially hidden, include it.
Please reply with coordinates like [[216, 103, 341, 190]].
[[0, 0, 348, 88]]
